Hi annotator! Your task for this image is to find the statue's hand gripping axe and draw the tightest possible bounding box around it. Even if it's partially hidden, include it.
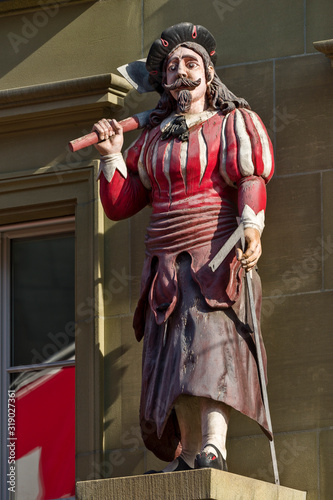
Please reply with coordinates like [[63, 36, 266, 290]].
[[68, 60, 154, 153], [209, 222, 280, 485]]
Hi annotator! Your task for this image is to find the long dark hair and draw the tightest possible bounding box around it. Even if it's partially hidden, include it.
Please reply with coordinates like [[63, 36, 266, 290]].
[[148, 42, 250, 129]]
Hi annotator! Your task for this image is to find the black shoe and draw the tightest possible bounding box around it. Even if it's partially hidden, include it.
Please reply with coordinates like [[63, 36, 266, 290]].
[[194, 444, 228, 471], [145, 456, 193, 474]]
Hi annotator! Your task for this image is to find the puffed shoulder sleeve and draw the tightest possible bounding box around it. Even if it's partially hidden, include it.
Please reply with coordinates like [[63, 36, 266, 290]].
[[219, 108, 274, 235], [220, 108, 274, 186]]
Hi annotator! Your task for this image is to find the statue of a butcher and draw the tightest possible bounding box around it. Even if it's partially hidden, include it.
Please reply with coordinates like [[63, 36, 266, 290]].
[[93, 22, 274, 473]]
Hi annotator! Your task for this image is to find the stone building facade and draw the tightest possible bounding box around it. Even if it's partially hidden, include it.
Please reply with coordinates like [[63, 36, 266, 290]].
[[0, 1, 332, 499]]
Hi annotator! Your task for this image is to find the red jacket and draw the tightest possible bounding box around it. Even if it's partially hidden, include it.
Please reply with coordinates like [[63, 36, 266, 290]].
[[99, 109, 274, 340]]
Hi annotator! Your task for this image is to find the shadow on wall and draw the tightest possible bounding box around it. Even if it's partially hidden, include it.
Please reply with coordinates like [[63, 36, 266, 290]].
[[104, 345, 131, 432], [0, 1, 96, 81]]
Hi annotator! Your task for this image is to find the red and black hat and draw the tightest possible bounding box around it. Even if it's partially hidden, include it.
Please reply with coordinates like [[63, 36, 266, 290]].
[[146, 22, 217, 94]]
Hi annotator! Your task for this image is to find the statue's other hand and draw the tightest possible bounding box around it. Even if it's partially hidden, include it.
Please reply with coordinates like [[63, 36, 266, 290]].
[[236, 227, 262, 272], [92, 118, 124, 156]]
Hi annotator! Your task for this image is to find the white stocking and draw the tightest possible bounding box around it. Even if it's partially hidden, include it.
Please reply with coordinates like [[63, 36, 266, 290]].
[[200, 398, 231, 460], [164, 395, 202, 470]]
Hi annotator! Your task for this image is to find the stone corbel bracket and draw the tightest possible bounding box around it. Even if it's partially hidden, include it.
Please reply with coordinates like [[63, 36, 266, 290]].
[[0, 73, 133, 134], [313, 39, 333, 67]]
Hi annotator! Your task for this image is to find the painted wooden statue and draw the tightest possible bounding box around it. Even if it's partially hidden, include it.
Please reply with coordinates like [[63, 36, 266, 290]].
[[93, 22, 274, 473]]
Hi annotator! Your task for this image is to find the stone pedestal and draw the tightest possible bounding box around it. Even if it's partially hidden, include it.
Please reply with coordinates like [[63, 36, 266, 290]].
[[76, 469, 307, 500]]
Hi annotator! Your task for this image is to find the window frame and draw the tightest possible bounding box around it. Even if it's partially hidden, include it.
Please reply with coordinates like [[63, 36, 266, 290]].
[[0, 161, 105, 498]]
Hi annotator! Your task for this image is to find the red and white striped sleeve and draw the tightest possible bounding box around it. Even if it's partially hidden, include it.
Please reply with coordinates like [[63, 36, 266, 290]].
[[219, 108, 274, 234], [220, 108, 274, 186]]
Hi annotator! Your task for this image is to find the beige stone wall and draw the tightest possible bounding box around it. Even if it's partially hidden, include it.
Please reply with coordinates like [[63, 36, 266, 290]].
[[1, 0, 332, 498]]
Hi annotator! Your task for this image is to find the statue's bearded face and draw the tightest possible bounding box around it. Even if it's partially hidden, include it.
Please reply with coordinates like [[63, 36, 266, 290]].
[[164, 47, 212, 114]]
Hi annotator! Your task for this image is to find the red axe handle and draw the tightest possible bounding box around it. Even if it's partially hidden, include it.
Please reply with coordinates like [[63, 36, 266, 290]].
[[68, 110, 152, 153]]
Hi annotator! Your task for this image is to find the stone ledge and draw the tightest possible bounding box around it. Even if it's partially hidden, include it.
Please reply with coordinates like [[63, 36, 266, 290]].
[[76, 469, 307, 500], [0, 73, 132, 133]]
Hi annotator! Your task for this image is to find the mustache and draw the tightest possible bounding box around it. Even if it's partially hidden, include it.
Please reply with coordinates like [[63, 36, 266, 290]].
[[163, 77, 201, 91]]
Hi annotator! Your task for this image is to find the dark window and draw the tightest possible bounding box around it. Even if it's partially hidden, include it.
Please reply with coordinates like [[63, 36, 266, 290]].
[[11, 234, 75, 367]]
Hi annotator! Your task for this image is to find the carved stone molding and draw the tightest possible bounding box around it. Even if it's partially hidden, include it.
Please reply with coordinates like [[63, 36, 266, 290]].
[[0, 0, 95, 17], [313, 39, 333, 67], [0, 73, 132, 133]]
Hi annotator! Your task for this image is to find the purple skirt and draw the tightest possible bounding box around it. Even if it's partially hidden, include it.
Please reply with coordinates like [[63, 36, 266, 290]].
[[139, 252, 271, 462]]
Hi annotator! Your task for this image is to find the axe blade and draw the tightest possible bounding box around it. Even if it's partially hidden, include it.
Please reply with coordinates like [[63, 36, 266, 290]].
[[117, 59, 155, 94]]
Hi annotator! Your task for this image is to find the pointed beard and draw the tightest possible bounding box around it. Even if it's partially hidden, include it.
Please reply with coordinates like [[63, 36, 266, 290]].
[[177, 89, 192, 113]]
